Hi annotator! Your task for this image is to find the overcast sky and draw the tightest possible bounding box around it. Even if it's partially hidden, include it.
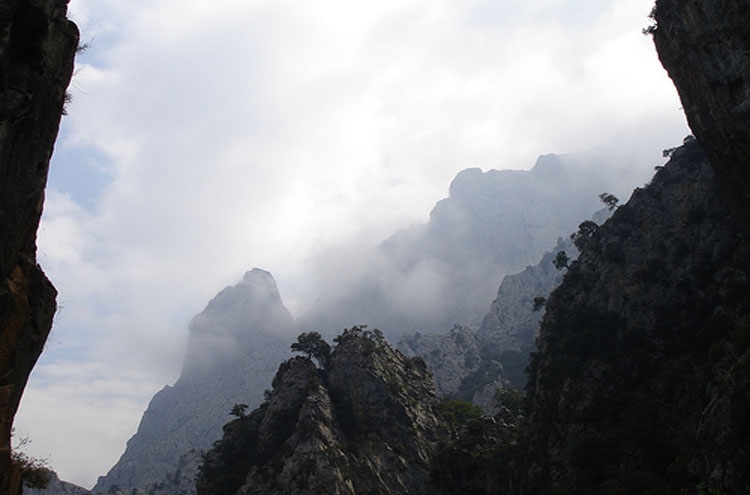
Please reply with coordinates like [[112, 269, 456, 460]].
[[14, 0, 688, 488]]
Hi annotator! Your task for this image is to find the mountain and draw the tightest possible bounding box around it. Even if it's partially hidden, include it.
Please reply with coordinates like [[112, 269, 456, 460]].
[[0, 1, 78, 492], [653, 0, 750, 238], [397, 237, 577, 411], [196, 327, 443, 495], [523, 139, 750, 494], [90, 152, 632, 494], [300, 152, 646, 337], [93, 269, 296, 493]]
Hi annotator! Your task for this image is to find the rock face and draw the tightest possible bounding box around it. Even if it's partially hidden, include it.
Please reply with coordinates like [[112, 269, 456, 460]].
[[398, 237, 577, 409], [0, 0, 77, 492], [197, 327, 441, 495], [93, 269, 296, 493], [475, 237, 576, 355], [523, 140, 750, 494], [301, 152, 637, 337], [652, 0, 750, 238]]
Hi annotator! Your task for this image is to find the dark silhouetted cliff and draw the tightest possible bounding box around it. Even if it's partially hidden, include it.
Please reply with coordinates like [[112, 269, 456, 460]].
[[653, 0, 750, 238], [0, 0, 77, 492], [523, 140, 750, 494]]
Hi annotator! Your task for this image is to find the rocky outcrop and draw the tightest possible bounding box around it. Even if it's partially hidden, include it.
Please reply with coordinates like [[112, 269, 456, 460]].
[[197, 327, 441, 495], [0, 0, 78, 492], [652, 0, 750, 238], [523, 140, 750, 494], [93, 269, 296, 493]]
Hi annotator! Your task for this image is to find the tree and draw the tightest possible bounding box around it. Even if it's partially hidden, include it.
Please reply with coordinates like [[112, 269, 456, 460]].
[[570, 220, 599, 250], [598, 192, 619, 211], [532, 297, 546, 312], [291, 331, 331, 367], [229, 403, 248, 418], [553, 250, 569, 270], [10, 433, 51, 489]]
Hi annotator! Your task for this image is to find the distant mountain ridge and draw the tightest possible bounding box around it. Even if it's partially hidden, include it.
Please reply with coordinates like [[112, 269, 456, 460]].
[[301, 150, 641, 337]]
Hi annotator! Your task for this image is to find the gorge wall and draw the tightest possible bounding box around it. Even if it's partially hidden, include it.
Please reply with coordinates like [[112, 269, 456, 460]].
[[653, 0, 750, 238], [0, 0, 77, 492], [523, 140, 750, 494]]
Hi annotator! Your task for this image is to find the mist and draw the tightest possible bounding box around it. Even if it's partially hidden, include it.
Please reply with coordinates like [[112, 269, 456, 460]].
[[14, 0, 690, 488]]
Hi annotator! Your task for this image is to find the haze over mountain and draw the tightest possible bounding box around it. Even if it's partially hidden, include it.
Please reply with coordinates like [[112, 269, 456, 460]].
[[300, 150, 646, 338], [93, 269, 295, 492], [80, 148, 641, 494], [14, 1, 690, 486]]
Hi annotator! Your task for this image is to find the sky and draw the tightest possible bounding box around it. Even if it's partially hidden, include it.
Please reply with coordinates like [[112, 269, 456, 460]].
[[13, 0, 689, 488]]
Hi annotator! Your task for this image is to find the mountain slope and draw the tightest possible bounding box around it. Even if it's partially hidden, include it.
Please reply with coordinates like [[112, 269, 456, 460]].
[[197, 328, 441, 495], [523, 140, 750, 494], [93, 269, 296, 492]]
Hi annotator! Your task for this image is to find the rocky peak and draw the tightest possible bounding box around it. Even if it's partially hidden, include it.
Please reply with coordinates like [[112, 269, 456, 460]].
[[94, 270, 294, 493], [182, 267, 294, 376], [197, 327, 441, 495]]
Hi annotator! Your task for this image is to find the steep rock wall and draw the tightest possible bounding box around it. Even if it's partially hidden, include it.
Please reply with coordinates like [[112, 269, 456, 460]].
[[0, 0, 77, 492], [94, 269, 296, 492], [653, 0, 750, 237], [197, 328, 441, 495], [523, 141, 750, 494]]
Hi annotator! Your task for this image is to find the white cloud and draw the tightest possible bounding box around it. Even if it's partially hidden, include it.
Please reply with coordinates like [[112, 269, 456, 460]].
[[16, 0, 688, 487]]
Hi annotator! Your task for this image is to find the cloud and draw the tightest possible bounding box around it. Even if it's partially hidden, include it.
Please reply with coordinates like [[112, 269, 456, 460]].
[[16, 0, 689, 487]]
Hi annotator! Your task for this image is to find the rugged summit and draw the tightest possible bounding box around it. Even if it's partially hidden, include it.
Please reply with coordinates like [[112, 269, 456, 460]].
[[652, 0, 750, 238], [0, 0, 77, 492], [94, 269, 296, 492], [523, 140, 750, 494], [197, 327, 442, 495], [301, 152, 642, 337]]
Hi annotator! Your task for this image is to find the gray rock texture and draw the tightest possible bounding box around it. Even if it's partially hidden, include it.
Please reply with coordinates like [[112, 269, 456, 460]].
[[398, 237, 578, 410], [197, 327, 441, 495], [0, 0, 77, 492], [93, 269, 296, 493], [523, 140, 750, 494], [653, 0, 750, 238]]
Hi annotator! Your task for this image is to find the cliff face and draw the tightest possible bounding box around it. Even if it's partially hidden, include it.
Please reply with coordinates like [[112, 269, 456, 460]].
[[0, 0, 77, 492], [523, 140, 750, 494], [652, 0, 750, 238], [197, 328, 441, 495], [94, 269, 296, 493], [398, 237, 578, 411]]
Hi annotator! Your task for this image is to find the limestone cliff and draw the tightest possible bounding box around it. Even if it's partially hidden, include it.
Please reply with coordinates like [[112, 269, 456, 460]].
[[197, 327, 442, 495], [652, 0, 750, 238], [523, 140, 750, 494], [93, 269, 296, 493], [0, 0, 77, 492]]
